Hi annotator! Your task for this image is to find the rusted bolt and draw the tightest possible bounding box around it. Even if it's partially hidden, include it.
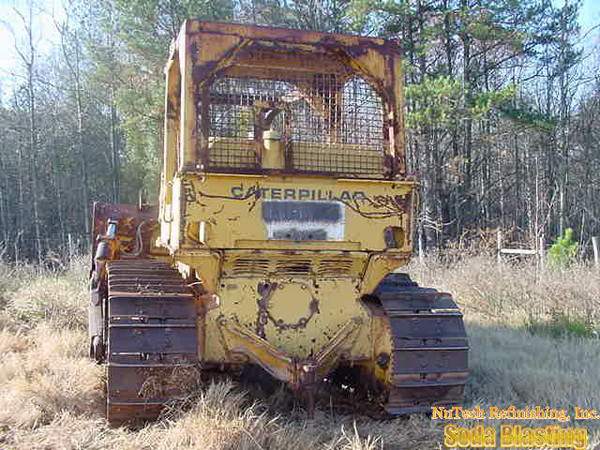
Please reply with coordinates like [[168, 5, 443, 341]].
[[376, 352, 390, 369]]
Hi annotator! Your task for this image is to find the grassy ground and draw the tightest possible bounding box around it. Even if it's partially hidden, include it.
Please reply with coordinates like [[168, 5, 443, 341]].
[[0, 255, 598, 449]]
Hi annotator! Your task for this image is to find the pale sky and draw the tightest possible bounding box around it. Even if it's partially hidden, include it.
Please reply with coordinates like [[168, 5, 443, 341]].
[[0, 0, 64, 97], [0, 0, 598, 100], [577, 0, 600, 32]]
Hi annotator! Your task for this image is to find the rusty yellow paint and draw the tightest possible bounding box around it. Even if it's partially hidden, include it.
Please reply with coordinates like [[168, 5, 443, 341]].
[[217, 317, 295, 382], [360, 252, 409, 295], [175, 173, 415, 250], [261, 131, 285, 169], [174, 250, 222, 292], [156, 20, 410, 389], [177, 26, 197, 170]]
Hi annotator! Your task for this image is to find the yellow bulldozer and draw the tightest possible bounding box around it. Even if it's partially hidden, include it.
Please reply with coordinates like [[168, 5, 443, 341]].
[[88, 20, 469, 424]]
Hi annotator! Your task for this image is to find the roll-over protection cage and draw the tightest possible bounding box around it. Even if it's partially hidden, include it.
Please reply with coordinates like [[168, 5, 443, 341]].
[[163, 21, 405, 181]]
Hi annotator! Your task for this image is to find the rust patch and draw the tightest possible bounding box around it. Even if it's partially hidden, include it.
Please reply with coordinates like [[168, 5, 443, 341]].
[[91, 202, 158, 261], [178, 20, 404, 179], [256, 281, 277, 339]]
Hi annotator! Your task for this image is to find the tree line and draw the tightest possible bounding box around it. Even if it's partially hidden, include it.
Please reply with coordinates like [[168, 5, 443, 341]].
[[0, 0, 599, 263]]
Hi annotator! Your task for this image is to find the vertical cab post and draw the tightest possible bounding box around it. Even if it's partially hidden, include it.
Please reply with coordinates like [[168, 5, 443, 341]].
[[178, 20, 198, 171]]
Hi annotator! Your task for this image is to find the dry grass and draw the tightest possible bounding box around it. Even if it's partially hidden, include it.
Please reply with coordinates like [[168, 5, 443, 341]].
[[409, 255, 600, 325], [0, 255, 599, 449]]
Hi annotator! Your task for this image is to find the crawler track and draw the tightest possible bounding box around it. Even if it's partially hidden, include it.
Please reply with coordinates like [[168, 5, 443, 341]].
[[106, 260, 198, 424], [375, 274, 469, 414]]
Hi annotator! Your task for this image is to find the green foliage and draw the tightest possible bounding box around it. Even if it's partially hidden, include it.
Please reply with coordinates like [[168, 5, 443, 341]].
[[405, 76, 462, 129], [470, 85, 516, 118], [406, 77, 515, 129], [499, 104, 557, 131], [526, 311, 596, 340], [548, 228, 579, 268], [239, 0, 356, 32], [347, 0, 376, 32], [103, 0, 235, 202]]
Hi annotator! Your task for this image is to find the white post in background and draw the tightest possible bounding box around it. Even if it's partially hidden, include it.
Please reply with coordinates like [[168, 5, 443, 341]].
[[418, 229, 424, 265], [497, 230, 502, 265], [539, 235, 545, 270], [68, 233, 74, 268], [592, 236, 599, 270]]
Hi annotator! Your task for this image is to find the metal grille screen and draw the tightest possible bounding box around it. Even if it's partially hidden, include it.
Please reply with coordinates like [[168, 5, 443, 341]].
[[203, 71, 385, 177]]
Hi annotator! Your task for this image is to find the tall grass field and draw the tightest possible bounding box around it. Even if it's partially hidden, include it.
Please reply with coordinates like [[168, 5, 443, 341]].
[[0, 256, 598, 449]]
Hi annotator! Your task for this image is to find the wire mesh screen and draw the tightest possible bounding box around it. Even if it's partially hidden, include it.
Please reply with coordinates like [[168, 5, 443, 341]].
[[203, 70, 386, 177]]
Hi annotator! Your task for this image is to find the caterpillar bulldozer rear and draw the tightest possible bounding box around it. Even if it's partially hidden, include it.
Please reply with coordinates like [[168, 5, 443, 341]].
[[88, 21, 469, 424]]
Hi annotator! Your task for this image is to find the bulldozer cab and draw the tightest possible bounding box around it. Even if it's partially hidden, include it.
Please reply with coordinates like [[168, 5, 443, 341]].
[[159, 20, 415, 264], [163, 21, 405, 176]]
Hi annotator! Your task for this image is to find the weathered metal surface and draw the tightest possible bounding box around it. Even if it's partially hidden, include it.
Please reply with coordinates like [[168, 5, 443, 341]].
[[90, 204, 162, 363], [256, 281, 320, 336], [159, 19, 414, 258], [176, 21, 405, 174], [175, 174, 415, 253], [204, 76, 386, 178], [375, 273, 469, 415], [88, 21, 469, 423], [105, 259, 198, 424], [91, 202, 158, 259], [217, 315, 361, 389]]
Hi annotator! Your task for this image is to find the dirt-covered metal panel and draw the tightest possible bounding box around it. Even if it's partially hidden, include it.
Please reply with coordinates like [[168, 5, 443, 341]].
[[179, 173, 415, 252]]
